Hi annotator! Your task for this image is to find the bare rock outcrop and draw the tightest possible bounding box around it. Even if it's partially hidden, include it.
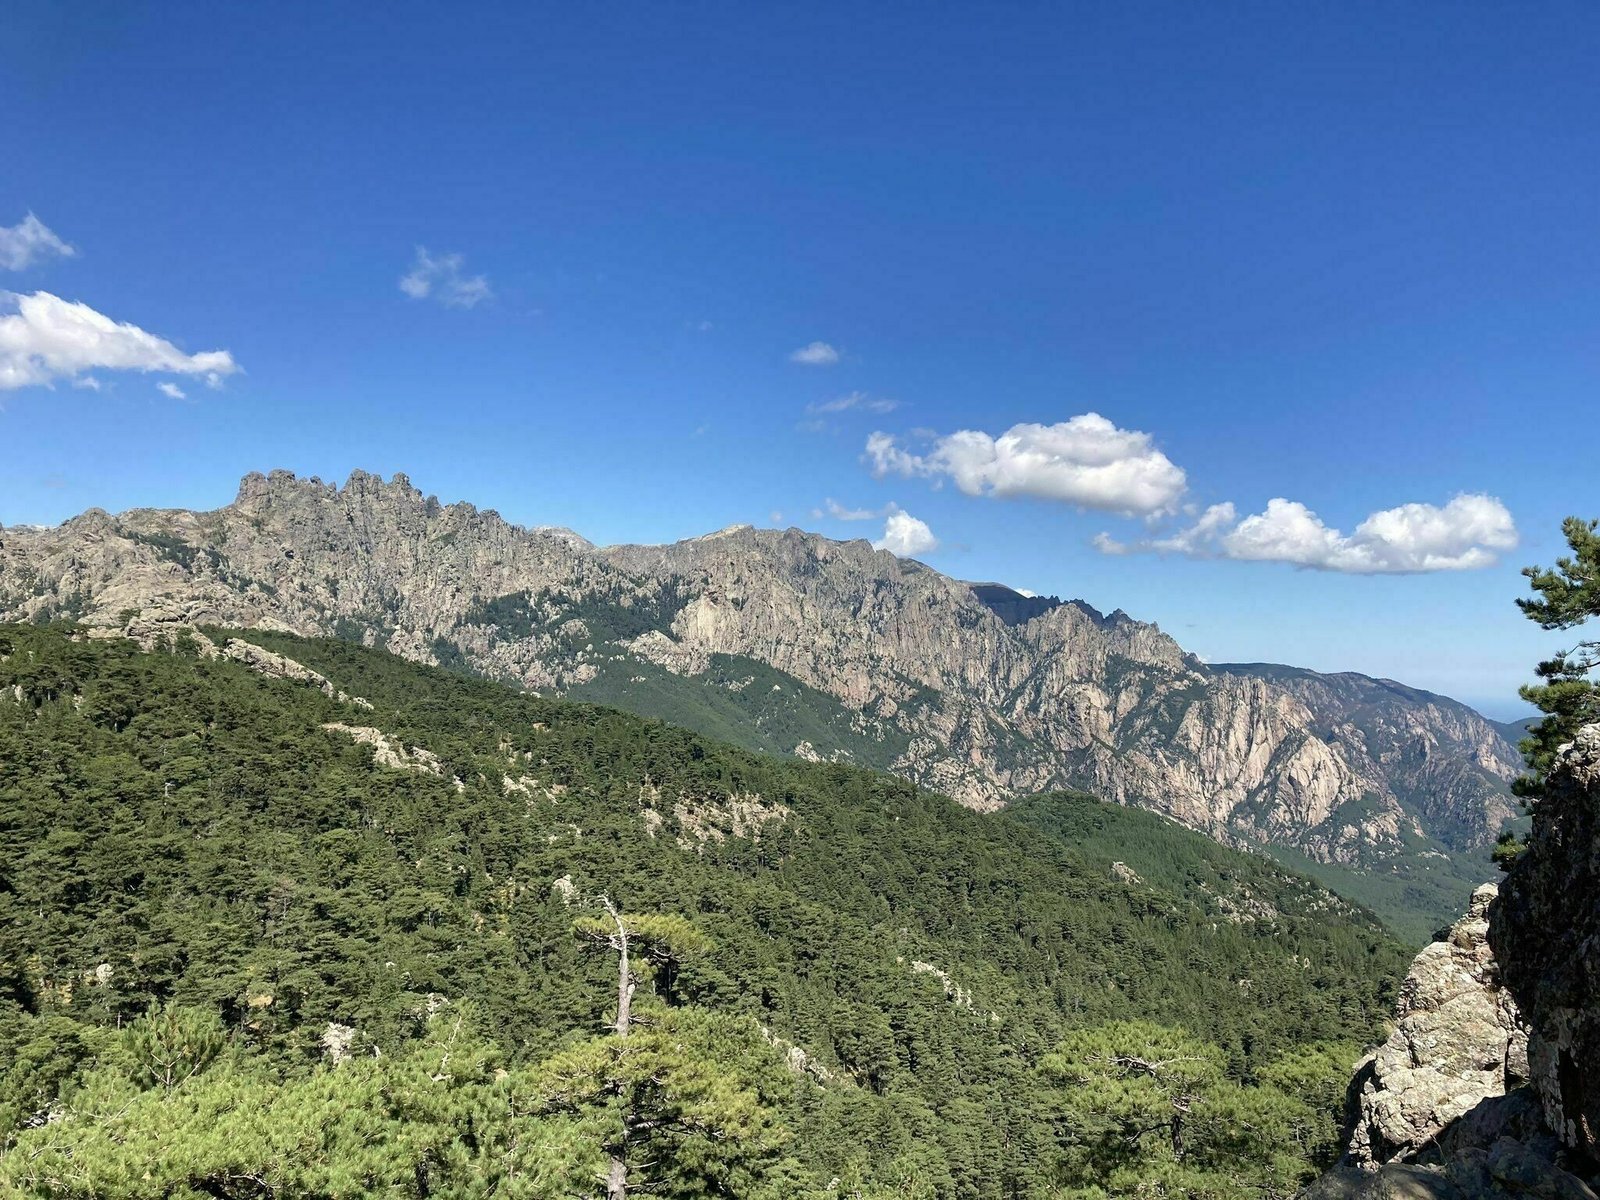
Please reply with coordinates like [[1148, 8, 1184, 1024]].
[[1347, 883, 1528, 1165], [220, 638, 372, 708], [1307, 725, 1600, 1199], [321, 722, 457, 787], [1493, 724, 1600, 1161]]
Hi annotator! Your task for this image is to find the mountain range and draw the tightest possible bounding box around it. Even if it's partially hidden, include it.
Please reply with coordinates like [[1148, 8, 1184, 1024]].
[[0, 468, 1523, 936]]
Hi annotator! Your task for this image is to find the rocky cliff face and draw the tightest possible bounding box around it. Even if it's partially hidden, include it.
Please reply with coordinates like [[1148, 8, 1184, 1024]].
[[1215, 664, 1522, 852], [0, 469, 1520, 871], [1346, 883, 1528, 1166], [1306, 726, 1600, 1199], [1494, 724, 1600, 1161], [1306, 897, 1592, 1199]]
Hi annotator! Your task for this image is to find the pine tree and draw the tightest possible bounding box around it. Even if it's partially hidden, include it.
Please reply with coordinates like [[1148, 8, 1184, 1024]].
[[1514, 516, 1600, 797], [554, 904, 788, 1199]]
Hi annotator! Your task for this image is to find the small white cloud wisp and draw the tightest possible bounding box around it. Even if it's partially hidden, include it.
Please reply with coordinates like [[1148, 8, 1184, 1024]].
[[789, 341, 840, 366], [0, 214, 75, 272], [807, 391, 898, 416], [1095, 493, 1518, 574], [0, 291, 239, 392], [813, 498, 883, 521], [399, 247, 492, 308]]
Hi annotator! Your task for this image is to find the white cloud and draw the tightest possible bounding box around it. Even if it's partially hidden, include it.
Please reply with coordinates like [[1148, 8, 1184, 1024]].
[[873, 509, 939, 557], [0, 214, 75, 271], [0, 291, 240, 392], [864, 430, 926, 478], [807, 390, 899, 415], [399, 247, 492, 308], [1097, 493, 1518, 574], [157, 381, 187, 399], [789, 340, 840, 365], [813, 497, 883, 521], [868, 413, 1187, 517]]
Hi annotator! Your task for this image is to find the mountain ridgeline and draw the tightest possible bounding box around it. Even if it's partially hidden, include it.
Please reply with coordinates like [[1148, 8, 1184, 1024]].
[[0, 469, 1522, 934], [0, 622, 1410, 1197]]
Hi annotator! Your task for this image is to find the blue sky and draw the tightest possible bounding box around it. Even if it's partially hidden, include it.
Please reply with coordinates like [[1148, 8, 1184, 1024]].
[[3, 2, 1597, 717]]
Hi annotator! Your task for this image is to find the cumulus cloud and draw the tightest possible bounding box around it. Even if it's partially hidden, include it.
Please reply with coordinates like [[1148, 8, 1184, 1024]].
[[789, 340, 840, 365], [399, 247, 492, 308], [156, 381, 187, 399], [873, 509, 939, 557], [0, 214, 75, 271], [807, 390, 899, 415], [0, 291, 240, 391], [867, 413, 1187, 517], [1096, 493, 1518, 574]]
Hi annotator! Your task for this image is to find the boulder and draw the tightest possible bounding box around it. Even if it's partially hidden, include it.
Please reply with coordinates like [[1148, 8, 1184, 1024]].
[[1348, 883, 1528, 1164]]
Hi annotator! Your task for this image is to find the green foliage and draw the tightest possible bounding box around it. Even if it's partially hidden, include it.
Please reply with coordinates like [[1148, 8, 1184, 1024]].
[[1008, 790, 1470, 946], [1515, 516, 1600, 796], [0, 623, 1406, 1197], [535, 1008, 796, 1199], [120, 1003, 226, 1091], [1264, 837, 1493, 947], [1043, 1022, 1354, 1197], [568, 652, 911, 770], [1492, 830, 1527, 871], [0, 1009, 502, 1199], [465, 581, 690, 645], [125, 529, 226, 576]]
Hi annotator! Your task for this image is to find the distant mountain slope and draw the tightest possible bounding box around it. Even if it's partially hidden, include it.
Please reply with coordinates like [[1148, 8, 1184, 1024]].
[[1492, 715, 1537, 745], [1210, 662, 1521, 850], [0, 470, 1521, 932]]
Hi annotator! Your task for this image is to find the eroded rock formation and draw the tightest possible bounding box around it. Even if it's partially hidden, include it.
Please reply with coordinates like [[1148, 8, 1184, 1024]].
[[1346, 883, 1528, 1165]]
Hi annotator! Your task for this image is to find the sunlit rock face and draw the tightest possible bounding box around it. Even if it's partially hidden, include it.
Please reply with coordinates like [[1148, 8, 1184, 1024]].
[[1346, 883, 1528, 1166]]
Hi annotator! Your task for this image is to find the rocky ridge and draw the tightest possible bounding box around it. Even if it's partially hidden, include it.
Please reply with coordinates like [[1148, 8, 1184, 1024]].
[[0, 468, 1521, 870]]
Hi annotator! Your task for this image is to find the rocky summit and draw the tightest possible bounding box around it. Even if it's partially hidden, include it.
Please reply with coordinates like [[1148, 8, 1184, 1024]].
[[0, 469, 1520, 882]]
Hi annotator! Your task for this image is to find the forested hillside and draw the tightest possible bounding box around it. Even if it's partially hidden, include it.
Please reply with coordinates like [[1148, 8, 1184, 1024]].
[[0, 624, 1411, 1197]]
